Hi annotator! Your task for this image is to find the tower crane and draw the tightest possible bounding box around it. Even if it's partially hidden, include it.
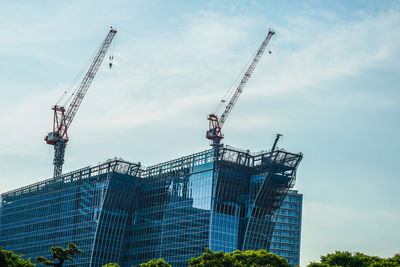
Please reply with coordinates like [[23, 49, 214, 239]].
[[206, 29, 275, 146], [45, 27, 117, 177]]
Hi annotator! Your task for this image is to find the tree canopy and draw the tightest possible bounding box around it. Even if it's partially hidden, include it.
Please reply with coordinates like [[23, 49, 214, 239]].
[[139, 258, 172, 267], [308, 251, 400, 267], [5, 243, 400, 267], [0, 246, 35, 267], [36, 243, 82, 267], [103, 258, 171, 267], [188, 248, 290, 267]]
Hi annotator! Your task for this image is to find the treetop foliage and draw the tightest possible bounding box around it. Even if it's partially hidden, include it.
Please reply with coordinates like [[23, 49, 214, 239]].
[[102, 258, 171, 267], [36, 243, 82, 267], [0, 246, 35, 267], [4, 243, 400, 267], [308, 251, 400, 267], [138, 258, 172, 267], [188, 248, 290, 267]]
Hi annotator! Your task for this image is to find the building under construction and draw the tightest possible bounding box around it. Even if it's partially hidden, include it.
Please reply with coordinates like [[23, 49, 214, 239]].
[[0, 27, 303, 266], [0, 145, 302, 266]]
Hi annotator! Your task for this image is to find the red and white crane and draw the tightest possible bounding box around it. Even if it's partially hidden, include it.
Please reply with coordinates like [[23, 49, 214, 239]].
[[206, 29, 275, 146], [45, 27, 117, 177]]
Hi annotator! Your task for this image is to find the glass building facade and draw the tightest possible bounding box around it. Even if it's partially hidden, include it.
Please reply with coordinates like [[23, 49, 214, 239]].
[[0, 145, 302, 267], [270, 190, 303, 266]]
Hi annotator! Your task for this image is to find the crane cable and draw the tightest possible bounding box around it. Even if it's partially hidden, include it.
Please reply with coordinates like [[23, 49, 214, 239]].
[[212, 44, 261, 116], [109, 34, 117, 68], [56, 41, 104, 107]]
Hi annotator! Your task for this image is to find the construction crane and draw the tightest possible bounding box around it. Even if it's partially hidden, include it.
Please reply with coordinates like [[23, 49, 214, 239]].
[[45, 27, 117, 177], [206, 29, 275, 146]]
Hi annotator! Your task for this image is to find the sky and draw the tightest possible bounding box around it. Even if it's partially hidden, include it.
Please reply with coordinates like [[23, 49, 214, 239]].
[[0, 0, 399, 265]]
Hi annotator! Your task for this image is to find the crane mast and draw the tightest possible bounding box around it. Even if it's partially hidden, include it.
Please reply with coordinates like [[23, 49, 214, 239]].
[[206, 29, 275, 146], [45, 28, 117, 177]]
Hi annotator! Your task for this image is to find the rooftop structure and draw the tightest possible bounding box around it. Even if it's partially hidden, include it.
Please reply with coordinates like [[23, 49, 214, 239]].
[[0, 145, 302, 266]]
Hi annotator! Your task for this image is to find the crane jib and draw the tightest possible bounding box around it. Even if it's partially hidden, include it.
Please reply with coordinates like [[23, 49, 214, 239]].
[[220, 29, 274, 127], [45, 28, 117, 177], [207, 29, 275, 143], [64, 29, 117, 129]]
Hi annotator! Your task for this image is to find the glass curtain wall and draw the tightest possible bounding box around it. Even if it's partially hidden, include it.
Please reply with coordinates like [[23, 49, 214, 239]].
[[125, 150, 215, 267], [0, 160, 140, 267], [0, 147, 302, 267]]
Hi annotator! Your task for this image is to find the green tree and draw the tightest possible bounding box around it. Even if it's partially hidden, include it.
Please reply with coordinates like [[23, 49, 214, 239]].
[[139, 258, 171, 267], [188, 248, 290, 267], [386, 253, 400, 266], [103, 263, 120, 267], [0, 246, 35, 267], [308, 251, 400, 267], [320, 251, 365, 267], [36, 243, 82, 267], [188, 248, 231, 266], [307, 263, 330, 267], [229, 249, 291, 266]]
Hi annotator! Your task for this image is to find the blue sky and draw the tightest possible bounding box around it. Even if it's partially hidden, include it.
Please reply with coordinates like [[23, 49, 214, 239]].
[[0, 1, 399, 265]]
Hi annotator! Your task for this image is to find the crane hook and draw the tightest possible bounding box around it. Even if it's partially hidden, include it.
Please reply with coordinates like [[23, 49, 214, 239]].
[[109, 55, 114, 69]]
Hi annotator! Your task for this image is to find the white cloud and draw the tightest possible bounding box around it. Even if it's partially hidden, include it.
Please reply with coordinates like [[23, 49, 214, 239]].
[[1, 5, 399, 159], [248, 9, 400, 99], [0, 87, 61, 155]]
